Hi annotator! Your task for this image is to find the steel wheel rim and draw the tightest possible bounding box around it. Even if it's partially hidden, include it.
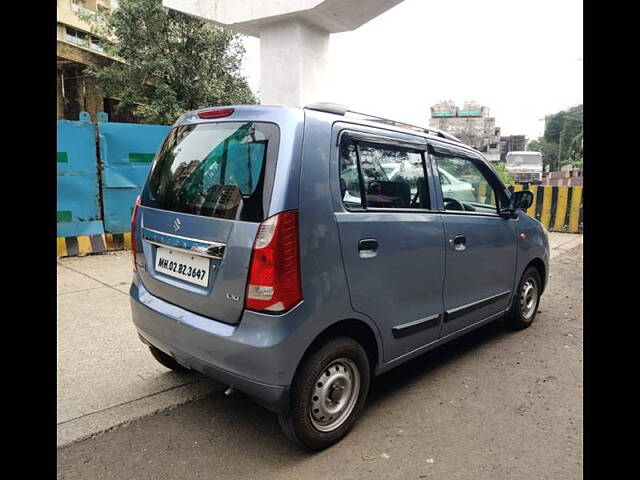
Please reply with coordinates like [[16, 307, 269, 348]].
[[520, 277, 538, 320], [309, 358, 360, 432]]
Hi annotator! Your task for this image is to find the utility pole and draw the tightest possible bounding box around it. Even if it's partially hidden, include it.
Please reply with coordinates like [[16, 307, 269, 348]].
[[558, 135, 562, 172]]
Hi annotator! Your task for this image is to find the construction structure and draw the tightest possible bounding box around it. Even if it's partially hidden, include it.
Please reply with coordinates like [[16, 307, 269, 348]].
[[57, 0, 130, 122], [162, 0, 405, 108], [500, 135, 527, 161], [429, 101, 501, 161]]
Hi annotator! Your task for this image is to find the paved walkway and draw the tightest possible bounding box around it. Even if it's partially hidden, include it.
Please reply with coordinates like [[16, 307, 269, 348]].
[[56, 232, 581, 447], [548, 231, 583, 257], [57, 252, 222, 447]]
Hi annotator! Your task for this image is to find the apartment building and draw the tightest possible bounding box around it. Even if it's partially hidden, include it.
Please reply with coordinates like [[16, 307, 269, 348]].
[[500, 135, 527, 162], [429, 101, 501, 161], [57, 0, 127, 121]]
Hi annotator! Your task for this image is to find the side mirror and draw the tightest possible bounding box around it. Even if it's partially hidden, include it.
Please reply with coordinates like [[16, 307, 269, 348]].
[[509, 190, 534, 211]]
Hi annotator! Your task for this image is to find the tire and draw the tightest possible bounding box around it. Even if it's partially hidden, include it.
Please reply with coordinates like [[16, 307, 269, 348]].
[[148, 345, 191, 373], [279, 337, 371, 451], [505, 266, 542, 330]]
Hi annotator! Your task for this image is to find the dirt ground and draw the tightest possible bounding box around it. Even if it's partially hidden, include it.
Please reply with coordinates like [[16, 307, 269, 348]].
[[57, 244, 582, 480]]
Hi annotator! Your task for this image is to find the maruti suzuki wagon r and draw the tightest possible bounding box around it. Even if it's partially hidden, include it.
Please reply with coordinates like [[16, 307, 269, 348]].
[[130, 103, 549, 451]]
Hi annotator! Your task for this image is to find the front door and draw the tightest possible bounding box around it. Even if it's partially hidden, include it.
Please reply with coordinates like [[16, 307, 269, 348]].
[[334, 127, 446, 362], [429, 146, 518, 337]]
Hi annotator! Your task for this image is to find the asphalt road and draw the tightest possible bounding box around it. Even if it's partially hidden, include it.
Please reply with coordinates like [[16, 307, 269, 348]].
[[57, 244, 582, 480]]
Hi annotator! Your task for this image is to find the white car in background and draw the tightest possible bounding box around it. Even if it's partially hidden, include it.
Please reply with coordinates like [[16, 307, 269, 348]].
[[382, 162, 476, 202], [340, 161, 477, 205], [436, 167, 476, 202]]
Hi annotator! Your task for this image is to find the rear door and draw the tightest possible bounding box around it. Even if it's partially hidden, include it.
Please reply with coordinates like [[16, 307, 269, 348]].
[[135, 120, 280, 325], [333, 125, 446, 362], [428, 142, 518, 337]]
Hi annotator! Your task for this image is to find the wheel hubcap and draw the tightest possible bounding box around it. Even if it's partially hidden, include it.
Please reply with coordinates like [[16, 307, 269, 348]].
[[309, 358, 360, 432], [520, 277, 538, 320]]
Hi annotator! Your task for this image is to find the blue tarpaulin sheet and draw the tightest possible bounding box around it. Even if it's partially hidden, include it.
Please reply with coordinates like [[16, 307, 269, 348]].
[[57, 117, 104, 237], [98, 122, 170, 233]]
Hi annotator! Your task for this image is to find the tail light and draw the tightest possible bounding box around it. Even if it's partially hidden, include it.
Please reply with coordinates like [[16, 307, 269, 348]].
[[245, 211, 302, 313], [131, 195, 141, 271]]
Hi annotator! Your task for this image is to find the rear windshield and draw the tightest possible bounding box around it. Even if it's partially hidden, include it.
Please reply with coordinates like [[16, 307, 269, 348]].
[[142, 122, 279, 222]]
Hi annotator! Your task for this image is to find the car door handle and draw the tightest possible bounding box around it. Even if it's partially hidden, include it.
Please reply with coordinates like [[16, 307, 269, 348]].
[[358, 238, 378, 258], [450, 235, 466, 251]]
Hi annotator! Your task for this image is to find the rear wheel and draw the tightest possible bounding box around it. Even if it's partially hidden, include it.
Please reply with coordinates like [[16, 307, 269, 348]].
[[148, 345, 190, 373], [279, 337, 370, 451], [505, 266, 542, 330]]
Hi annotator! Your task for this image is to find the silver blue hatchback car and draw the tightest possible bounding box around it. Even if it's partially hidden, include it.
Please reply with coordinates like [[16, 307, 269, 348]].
[[130, 103, 549, 450]]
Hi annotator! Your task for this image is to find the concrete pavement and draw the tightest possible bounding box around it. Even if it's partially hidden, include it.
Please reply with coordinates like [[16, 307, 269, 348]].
[[56, 232, 582, 448], [548, 231, 583, 257], [56, 252, 223, 447]]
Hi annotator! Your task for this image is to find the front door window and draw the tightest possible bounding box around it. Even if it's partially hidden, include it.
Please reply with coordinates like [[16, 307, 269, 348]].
[[434, 155, 505, 214]]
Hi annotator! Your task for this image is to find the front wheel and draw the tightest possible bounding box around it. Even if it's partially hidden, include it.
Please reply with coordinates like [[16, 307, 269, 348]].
[[279, 337, 370, 451], [505, 266, 542, 330]]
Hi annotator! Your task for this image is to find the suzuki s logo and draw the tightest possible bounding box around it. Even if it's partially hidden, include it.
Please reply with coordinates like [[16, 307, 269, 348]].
[[173, 218, 182, 232]]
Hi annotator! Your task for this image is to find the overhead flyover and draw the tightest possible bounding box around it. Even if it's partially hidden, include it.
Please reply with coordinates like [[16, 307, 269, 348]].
[[162, 0, 405, 107]]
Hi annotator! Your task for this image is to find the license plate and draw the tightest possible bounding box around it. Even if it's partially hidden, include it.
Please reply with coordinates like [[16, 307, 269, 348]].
[[155, 247, 210, 287]]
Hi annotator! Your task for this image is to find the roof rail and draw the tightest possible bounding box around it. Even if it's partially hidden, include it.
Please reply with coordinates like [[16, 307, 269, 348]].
[[304, 102, 462, 143], [304, 102, 348, 116]]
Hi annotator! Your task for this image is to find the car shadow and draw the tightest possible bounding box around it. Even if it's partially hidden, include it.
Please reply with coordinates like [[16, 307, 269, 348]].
[[194, 319, 511, 457], [367, 320, 510, 406]]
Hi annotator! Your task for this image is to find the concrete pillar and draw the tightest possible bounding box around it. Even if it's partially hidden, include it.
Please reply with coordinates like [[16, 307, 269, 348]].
[[162, 0, 404, 108], [259, 19, 329, 106]]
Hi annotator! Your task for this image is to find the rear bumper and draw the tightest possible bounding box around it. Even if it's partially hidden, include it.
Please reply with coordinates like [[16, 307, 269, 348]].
[[129, 278, 292, 415]]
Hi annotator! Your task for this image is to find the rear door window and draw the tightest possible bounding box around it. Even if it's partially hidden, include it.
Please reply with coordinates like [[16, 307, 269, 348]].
[[142, 122, 279, 222], [339, 138, 429, 210]]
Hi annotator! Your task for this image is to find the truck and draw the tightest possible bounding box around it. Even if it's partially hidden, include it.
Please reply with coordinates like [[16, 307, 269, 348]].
[[505, 151, 543, 184]]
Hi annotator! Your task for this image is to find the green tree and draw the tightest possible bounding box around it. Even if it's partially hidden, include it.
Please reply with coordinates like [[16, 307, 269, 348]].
[[528, 104, 582, 171], [491, 161, 513, 185], [568, 130, 583, 168], [543, 110, 567, 144], [527, 138, 557, 170], [83, 0, 257, 124]]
